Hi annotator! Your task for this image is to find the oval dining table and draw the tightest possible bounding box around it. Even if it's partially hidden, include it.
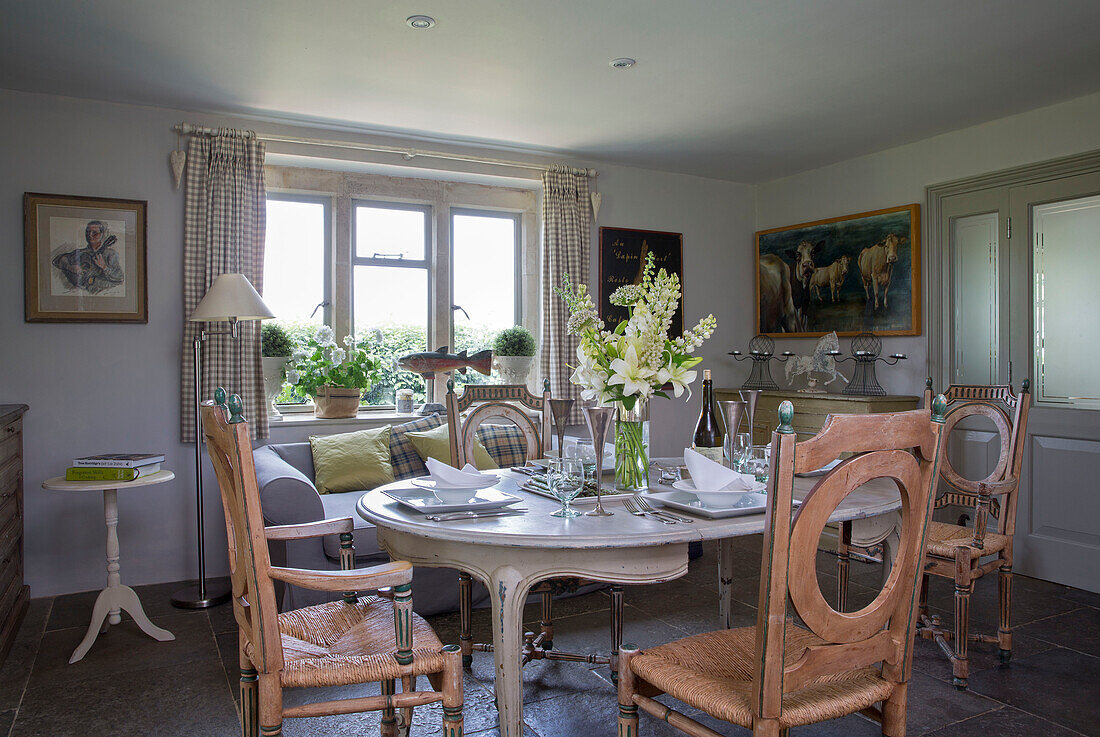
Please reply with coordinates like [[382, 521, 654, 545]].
[[357, 461, 902, 737]]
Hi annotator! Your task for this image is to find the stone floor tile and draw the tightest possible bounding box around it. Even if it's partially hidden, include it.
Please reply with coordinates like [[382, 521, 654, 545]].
[[27, 612, 219, 690], [523, 686, 689, 737], [1058, 586, 1100, 610], [11, 660, 238, 737], [922, 705, 1083, 737], [206, 599, 238, 635], [966, 646, 1100, 736], [0, 598, 51, 712], [1016, 606, 1100, 657], [924, 573, 1080, 631], [902, 671, 1000, 736], [911, 629, 1055, 683], [44, 579, 213, 632], [0, 709, 14, 736]]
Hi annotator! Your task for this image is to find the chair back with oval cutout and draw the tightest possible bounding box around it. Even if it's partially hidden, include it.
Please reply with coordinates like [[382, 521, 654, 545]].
[[922, 379, 1030, 537], [200, 389, 284, 676], [752, 398, 946, 720], [445, 378, 552, 467]]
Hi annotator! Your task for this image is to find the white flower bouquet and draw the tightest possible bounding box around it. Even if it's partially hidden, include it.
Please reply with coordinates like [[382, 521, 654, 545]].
[[557, 253, 716, 488]]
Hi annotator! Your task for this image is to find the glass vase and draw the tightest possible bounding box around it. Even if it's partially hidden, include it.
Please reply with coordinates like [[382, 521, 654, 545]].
[[614, 399, 650, 491]]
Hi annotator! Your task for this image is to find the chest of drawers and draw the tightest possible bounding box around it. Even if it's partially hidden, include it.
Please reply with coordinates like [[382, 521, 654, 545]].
[[0, 404, 28, 667]]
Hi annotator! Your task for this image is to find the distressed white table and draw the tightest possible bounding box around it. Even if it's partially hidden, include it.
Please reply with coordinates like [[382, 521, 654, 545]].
[[358, 466, 902, 737], [42, 470, 177, 663]]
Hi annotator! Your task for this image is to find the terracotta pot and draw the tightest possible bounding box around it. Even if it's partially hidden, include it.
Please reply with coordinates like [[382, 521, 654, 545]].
[[312, 385, 362, 419]]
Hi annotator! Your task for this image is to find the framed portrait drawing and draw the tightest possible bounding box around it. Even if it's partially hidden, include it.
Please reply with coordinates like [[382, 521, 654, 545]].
[[598, 226, 684, 336], [24, 193, 148, 323], [755, 204, 920, 337]]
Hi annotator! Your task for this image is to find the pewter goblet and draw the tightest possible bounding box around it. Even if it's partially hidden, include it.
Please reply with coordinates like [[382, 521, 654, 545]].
[[581, 405, 615, 517], [548, 398, 575, 457], [739, 390, 761, 444]]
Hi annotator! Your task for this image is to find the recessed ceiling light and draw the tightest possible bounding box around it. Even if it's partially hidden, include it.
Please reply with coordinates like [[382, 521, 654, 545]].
[[609, 58, 636, 69], [406, 15, 436, 29]]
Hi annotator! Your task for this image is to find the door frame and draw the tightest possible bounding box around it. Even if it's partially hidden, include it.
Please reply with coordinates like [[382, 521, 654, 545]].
[[925, 148, 1100, 390]]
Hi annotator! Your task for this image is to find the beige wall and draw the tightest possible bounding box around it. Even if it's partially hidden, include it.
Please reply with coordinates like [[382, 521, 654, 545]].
[[753, 91, 1100, 396]]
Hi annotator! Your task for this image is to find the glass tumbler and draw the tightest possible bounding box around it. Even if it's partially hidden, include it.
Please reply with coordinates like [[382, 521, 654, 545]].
[[725, 432, 752, 471], [743, 445, 771, 484]]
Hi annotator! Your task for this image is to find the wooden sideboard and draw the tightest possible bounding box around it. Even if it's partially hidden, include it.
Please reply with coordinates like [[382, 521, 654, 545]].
[[0, 404, 28, 667], [715, 389, 921, 444]]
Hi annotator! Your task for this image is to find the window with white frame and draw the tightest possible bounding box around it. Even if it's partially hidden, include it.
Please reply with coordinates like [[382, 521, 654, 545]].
[[262, 167, 538, 409]]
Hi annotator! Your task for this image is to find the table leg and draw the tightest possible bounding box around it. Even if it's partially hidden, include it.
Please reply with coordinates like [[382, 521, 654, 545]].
[[69, 489, 174, 664], [489, 565, 528, 737], [881, 523, 901, 588], [718, 538, 735, 629]]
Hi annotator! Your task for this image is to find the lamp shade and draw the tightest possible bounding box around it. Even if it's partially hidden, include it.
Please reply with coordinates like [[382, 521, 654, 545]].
[[189, 274, 275, 322]]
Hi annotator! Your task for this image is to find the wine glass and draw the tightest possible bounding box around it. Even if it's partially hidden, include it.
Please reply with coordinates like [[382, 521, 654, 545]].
[[566, 439, 598, 481], [725, 432, 752, 471], [547, 458, 585, 518], [743, 445, 771, 484]]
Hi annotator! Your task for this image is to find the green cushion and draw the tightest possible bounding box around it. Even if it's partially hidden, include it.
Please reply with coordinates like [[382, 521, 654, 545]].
[[406, 423, 498, 471], [309, 426, 395, 494]]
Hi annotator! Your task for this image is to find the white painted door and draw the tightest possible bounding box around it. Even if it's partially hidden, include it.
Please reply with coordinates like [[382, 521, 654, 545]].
[[939, 173, 1100, 592], [1007, 174, 1100, 592]]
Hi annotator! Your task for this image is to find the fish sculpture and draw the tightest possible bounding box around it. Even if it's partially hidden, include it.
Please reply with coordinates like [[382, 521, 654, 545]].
[[397, 347, 493, 378]]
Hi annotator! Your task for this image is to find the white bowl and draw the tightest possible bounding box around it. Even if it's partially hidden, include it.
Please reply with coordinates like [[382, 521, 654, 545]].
[[672, 479, 765, 508], [432, 488, 480, 505]]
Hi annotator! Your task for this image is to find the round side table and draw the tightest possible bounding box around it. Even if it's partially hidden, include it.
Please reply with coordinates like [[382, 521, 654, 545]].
[[42, 470, 177, 663]]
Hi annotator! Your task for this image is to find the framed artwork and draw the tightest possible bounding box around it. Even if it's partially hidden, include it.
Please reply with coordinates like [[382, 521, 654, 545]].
[[24, 193, 148, 323], [598, 226, 684, 335], [755, 203, 920, 337]]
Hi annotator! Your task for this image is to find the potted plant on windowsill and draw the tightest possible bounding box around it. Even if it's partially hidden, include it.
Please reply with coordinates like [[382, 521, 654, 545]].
[[493, 326, 537, 386], [286, 326, 383, 419], [261, 323, 293, 422]]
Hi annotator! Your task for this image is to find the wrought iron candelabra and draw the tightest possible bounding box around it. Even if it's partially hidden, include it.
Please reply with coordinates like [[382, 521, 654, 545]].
[[729, 335, 794, 391], [835, 332, 906, 396]]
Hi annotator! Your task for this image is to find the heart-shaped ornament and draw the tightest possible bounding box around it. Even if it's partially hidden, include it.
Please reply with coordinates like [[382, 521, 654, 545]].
[[170, 149, 186, 189], [590, 192, 602, 219]]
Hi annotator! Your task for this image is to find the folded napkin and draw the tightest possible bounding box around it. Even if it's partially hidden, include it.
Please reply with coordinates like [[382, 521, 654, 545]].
[[425, 457, 490, 488], [684, 448, 756, 491]]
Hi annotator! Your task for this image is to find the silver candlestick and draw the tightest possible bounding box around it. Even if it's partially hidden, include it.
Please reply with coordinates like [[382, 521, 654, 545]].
[[582, 405, 616, 517]]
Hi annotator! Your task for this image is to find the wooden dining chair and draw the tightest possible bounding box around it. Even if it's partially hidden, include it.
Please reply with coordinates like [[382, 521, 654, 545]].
[[617, 398, 947, 737], [445, 379, 621, 675], [202, 389, 463, 737], [911, 378, 1030, 689]]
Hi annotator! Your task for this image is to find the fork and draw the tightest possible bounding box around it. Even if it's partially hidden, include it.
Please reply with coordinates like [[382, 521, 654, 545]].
[[623, 496, 676, 524], [633, 495, 693, 523]]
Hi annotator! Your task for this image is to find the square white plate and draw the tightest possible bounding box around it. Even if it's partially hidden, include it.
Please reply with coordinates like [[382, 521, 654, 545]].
[[381, 487, 523, 514], [644, 490, 771, 519]]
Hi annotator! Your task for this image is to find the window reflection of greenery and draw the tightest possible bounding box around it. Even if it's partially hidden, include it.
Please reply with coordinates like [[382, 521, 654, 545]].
[[274, 322, 500, 406]]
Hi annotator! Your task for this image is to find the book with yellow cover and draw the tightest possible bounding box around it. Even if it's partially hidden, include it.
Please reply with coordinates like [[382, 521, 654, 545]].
[[65, 464, 161, 482]]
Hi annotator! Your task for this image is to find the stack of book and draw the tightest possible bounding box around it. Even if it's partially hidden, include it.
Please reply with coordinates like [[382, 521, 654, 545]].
[[65, 453, 165, 482]]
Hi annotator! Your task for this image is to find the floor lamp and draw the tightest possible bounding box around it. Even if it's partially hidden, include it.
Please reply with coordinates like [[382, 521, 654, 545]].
[[172, 274, 274, 609]]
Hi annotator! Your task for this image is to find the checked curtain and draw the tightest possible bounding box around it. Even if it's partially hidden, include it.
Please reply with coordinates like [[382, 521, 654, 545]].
[[179, 130, 268, 441], [540, 165, 592, 423]]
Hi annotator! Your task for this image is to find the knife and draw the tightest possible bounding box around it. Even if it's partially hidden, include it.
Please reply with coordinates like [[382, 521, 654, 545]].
[[425, 508, 528, 522]]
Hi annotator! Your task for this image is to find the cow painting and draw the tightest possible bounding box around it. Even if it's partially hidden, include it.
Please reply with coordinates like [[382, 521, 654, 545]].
[[809, 254, 851, 303], [758, 254, 805, 333], [755, 205, 919, 336]]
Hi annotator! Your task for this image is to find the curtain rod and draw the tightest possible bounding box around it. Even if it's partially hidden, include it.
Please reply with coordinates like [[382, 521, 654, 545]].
[[173, 123, 596, 177]]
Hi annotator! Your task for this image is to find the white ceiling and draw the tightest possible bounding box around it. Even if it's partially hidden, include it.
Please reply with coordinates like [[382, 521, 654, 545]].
[[4, 0, 1100, 182]]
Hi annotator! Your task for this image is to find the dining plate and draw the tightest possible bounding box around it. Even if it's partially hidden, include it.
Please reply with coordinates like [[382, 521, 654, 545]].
[[644, 490, 771, 519], [410, 474, 500, 492], [381, 487, 522, 514]]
